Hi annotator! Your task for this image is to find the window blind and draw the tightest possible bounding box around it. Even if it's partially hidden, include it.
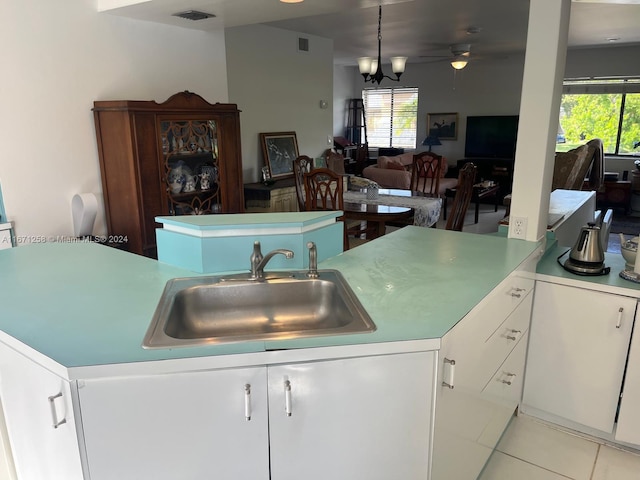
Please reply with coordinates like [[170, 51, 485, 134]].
[[363, 87, 419, 149], [563, 78, 640, 94]]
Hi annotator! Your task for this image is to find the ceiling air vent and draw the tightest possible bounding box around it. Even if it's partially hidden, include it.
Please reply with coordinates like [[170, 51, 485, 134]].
[[172, 10, 216, 21], [298, 37, 310, 52]]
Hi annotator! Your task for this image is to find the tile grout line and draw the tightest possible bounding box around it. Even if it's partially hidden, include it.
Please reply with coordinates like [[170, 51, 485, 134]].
[[495, 451, 578, 480], [589, 443, 600, 480]]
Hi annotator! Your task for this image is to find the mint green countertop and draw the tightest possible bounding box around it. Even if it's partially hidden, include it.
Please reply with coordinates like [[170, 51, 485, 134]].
[[0, 227, 538, 368], [537, 243, 640, 295]]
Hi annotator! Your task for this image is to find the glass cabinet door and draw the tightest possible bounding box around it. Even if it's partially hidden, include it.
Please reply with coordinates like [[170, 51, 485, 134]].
[[160, 119, 221, 215]]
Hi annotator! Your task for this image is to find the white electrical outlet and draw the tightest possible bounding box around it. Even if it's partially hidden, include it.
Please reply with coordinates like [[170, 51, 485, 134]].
[[512, 216, 528, 239]]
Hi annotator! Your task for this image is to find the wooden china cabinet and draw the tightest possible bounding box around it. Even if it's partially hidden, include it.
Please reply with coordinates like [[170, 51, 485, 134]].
[[93, 91, 244, 257]]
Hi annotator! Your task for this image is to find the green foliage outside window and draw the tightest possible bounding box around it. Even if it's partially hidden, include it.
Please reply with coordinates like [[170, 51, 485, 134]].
[[558, 91, 640, 155]]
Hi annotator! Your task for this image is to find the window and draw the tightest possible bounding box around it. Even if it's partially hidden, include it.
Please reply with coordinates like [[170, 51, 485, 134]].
[[558, 78, 640, 156], [362, 87, 418, 149]]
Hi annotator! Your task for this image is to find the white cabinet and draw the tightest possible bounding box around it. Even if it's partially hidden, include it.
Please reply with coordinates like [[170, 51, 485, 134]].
[[268, 353, 434, 480], [616, 316, 640, 444], [523, 281, 636, 434], [77, 352, 435, 480], [431, 273, 534, 480], [0, 346, 83, 480], [78, 366, 270, 480]]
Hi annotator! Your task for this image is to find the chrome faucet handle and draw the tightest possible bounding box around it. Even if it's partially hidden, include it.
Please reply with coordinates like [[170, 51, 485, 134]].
[[307, 242, 318, 278], [250, 241, 264, 278]]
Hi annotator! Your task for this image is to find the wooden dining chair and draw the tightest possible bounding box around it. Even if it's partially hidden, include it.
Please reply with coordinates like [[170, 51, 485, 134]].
[[293, 155, 314, 211], [325, 150, 346, 175], [303, 168, 371, 250], [445, 162, 477, 232], [409, 151, 443, 197]]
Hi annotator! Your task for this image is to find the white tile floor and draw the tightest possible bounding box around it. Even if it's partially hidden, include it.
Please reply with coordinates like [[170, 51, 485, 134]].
[[479, 414, 640, 480]]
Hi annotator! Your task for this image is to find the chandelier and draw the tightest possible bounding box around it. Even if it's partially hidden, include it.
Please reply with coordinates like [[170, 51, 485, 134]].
[[357, 5, 407, 85]]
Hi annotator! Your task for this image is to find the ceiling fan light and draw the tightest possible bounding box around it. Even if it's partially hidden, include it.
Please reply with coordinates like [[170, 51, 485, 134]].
[[280, 0, 304, 3], [357, 57, 373, 75], [390, 56, 408, 74], [451, 57, 468, 70]]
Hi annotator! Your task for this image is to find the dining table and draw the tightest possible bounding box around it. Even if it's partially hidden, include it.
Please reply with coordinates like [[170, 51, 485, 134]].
[[343, 188, 442, 238]]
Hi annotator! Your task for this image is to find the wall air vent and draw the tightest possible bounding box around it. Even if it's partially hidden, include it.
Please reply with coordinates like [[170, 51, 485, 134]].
[[298, 37, 310, 52], [172, 10, 216, 21]]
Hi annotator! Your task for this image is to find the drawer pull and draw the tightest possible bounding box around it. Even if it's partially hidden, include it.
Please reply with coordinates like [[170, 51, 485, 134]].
[[244, 384, 252, 421], [48, 392, 67, 429], [509, 287, 525, 299], [500, 372, 516, 386], [442, 358, 456, 389], [506, 335, 517, 341], [617, 307, 623, 329], [509, 329, 521, 334], [284, 380, 292, 416]]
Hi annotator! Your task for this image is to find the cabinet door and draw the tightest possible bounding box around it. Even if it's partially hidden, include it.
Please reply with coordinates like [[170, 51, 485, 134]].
[[79, 366, 269, 480], [0, 346, 83, 480], [615, 301, 640, 445], [523, 281, 635, 433], [268, 352, 435, 480]]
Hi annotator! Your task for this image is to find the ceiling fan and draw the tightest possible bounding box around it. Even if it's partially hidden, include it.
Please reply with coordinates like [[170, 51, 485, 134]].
[[420, 43, 473, 70]]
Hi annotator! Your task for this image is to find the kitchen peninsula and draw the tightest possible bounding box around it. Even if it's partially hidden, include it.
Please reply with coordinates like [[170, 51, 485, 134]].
[[0, 227, 541, 480]]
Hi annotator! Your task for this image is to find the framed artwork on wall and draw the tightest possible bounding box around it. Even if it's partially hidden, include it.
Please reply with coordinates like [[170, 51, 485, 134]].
[[427, 112, 458, 140], [260, 131, 299, 179]]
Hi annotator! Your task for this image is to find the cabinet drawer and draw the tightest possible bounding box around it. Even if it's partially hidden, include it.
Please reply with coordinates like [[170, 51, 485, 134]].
[[482, 333, 528, 405], [445, 289, 532, 392], [475, 293, 532, 388], [477, 337, 528, 449], [471, 274, 534, 341]]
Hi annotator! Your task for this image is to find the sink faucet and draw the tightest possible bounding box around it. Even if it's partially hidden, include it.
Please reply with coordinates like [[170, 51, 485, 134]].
[[307, 242, 318, 278], [250, 241, 294, 280]]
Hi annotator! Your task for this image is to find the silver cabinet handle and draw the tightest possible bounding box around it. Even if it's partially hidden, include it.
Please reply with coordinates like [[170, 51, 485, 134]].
[[48, 392, 67, 429], [442, 358, 456, 389], [505, 329, 521, 341], [244, 384, 251, 421], [284, 380, 292, 416], [500, 372, 516, 386], [617, 307, 623, 329], [510, 287, 525, 298]]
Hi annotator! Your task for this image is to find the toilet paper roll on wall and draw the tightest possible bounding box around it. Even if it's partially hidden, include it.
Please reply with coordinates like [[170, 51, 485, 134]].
[[72, 193, 98, 237]]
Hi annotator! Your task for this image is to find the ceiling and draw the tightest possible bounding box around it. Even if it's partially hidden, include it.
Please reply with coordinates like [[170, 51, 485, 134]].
[[98, 0, 640, 67]]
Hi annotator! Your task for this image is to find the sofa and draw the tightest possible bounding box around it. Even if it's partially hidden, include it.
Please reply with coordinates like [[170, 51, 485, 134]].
[[362, 152, 458, 194]]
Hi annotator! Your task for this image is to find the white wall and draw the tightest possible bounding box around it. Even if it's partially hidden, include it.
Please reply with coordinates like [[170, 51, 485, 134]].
[[0, 0, 229, 241], [225, 25, 334, 182]]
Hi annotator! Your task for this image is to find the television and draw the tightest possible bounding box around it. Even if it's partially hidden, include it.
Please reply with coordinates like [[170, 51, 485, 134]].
[[464, 115, 519, 159]]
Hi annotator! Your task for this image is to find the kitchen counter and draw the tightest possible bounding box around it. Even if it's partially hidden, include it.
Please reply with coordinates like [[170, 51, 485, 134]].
[[0, 227, 539, 378], [536, 243, 640, 297]]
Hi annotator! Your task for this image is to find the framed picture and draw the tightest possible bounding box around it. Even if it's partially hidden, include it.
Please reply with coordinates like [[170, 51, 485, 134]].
[[260, 132, 299, 179], [427, 112, 458, 140]]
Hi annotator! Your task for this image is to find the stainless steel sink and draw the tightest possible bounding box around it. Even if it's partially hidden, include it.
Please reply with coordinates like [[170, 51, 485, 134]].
[[142, 270, 375, 348]]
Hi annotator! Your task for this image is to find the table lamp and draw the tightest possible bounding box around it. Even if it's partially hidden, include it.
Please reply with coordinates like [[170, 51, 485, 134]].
[[422, 135, 442, 152]]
